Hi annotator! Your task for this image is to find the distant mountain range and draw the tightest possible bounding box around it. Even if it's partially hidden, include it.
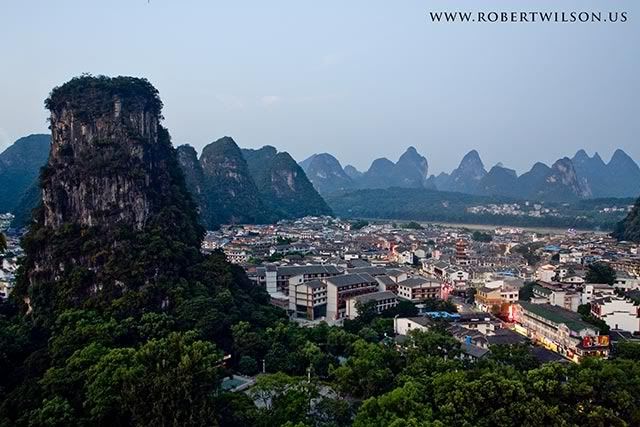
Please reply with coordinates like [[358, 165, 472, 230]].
[[175, 137, 333, 229], [2, 132, 639, 230], [300, 147, 640, 201], [173, 138, 332, 229], [0, 134, 331, 230]]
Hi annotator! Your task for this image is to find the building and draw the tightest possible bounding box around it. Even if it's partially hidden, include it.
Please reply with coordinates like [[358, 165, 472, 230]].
[[614, 274, 640, 291], [289, 279, 328, 321], [326, 273, 379, 320], [455, 240, 470, 266], [536, 264, 557, 282], [346, 291, 398, 319], [393, 316, 433, 336], [396, 277, 442, 302], [532, 283, 580, 312], [255, 264, 342, 295], [224, 245, 250, 264], [591, 295, 640, 333], [475, 280, 519, 313], [581, 283, 616, 305], [515, 302, 609, 362]]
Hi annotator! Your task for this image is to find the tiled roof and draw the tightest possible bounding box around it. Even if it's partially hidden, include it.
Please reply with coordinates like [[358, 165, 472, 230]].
[[519, 302, 596, 333], [326, 273, 377, 288]]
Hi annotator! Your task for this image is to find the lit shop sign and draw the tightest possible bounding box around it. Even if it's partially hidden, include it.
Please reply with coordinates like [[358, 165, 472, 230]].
[[582, 336, 609, 348]]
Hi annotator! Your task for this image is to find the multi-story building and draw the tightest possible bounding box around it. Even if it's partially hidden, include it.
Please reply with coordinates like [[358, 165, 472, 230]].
[[475, 280, 519, 313], [224, 245, 250, 264], [591, 295, 640, 333], [516, 302, 609, 362], [536, 264, 557, 282], [326, 273, 379, 320], [289, 279, 328, 321], [255, 264, 343, 295], [532, 283, 580, 312], [581, 283, 616, 305], [396, 277, 442, 302], [346, 291, 398, 319]]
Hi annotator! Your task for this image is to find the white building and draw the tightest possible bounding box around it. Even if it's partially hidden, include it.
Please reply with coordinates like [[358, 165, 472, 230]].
[[581, 283, 616, 305], [346, 291, 398, 319], [536, 264, 556, 282], [591, 296, 640, 333]]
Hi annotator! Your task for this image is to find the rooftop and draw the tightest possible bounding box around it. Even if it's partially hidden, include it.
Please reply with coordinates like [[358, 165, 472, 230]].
[[519, 302, 596, 333], [351, 291, 398, 304], [326, 273, 377, 288]]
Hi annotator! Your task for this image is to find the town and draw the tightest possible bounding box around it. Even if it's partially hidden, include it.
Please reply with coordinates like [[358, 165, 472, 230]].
[[198, 215, 640, 363], [4, 212, 639, 364]]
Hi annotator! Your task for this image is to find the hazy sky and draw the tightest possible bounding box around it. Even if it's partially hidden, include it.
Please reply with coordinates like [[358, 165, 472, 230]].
[[1, 0, 638, 174]]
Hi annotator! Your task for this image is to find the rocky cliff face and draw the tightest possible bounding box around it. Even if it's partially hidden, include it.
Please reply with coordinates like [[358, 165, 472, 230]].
[[176, 144, 204, 196], [520, 157, 591, 201], [198, 137, 269, 226], [43, 77, 172, 229], [242, 146, 333, 218], [16, 76, 203, 318]]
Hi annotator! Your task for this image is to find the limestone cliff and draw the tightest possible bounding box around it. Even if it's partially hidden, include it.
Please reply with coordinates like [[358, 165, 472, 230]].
[[16, 75, 203, 319]]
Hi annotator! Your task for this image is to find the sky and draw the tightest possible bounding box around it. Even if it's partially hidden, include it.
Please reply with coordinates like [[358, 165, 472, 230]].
[[0, 0, 638, 174]]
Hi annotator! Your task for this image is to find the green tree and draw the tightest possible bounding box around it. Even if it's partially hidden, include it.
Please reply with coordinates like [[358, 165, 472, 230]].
[[85, 331, 223, 426], [488, 343, 539, 371], [249, 373, 320, 427], [586, 262, 617, 285], [239, 355, 259, 376], [0, 233, 6, 253], [518, 281, 536, 301], [350, 220, 369, 230], [331, 340, 401, 399], [472, 231, 493, 242], [615, 342, 640, 360]]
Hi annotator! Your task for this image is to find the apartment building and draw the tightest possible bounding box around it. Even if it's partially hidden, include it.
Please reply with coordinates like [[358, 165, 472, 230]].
[[396, 277, 442, 302], [326, 273, 379, 320], [516, 302, 609, 362], [591, 296, 640, 333], [346, 291, 398, 319]]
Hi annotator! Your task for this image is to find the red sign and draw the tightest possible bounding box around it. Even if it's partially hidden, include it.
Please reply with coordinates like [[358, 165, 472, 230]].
[[582, 335, 609, 348]]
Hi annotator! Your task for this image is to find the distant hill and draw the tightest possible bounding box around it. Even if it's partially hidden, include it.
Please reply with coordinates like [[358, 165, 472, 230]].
[[613, 197, 640, 242], [177, 139, 331, 229], [198, 137, 271, 227], [311, 147, 640, 201], [299, 153, 354, 194], [242, 146, 332, 219], [521, 157, 591, 202], [477, 165, 519, 197], [326, 188, 628, 230], [434, 150, 487, 194], [357, 147, 430, 190], [0, 134, 50, 214]]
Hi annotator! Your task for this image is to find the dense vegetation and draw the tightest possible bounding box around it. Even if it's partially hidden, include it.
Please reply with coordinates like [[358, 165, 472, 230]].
[[326, 188, 632, 230], [242, 146, 333, 220], [0, 134, 50, 216], [472, 231, 493, 242], [613, 197, 640, 242], [0, 76, 284, 426], [198, 137, 273, 227]]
